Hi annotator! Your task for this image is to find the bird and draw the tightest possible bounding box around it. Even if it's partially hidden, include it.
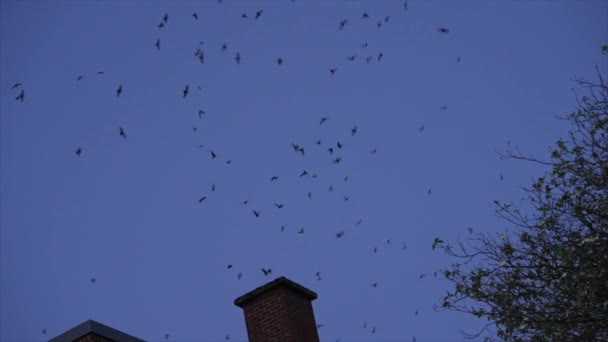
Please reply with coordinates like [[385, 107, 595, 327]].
[[198, 110, 206, 118], [336, 141, 343, 149], [372, 282, 378, 287], [415, 310, 419, 316], [419, 274, 427, 279], [116, 85, 122, 97], [366, 56, 372, 64], [242, 200, 249, 205], [42, 329, 47, 334], [344, 176, 348, 181], [373, 247, 378, 253], [261, 268, 272, 276], [119, 127, 127, 139], [277, 57, 283, 65], [377, 20, 382, 29], [377, 53, 383, 61], [154, 39, 160, 50], [270, 176, 278, 181], [355, 219, 362, 225], [308, 192, 312, 199], [211, 184, 216, 192], [428, 188, 432, 195], [183, 85, 189, 98], [438, 27, 449, 33], [336, 230, 345, 238], [404, 1, 408, 10], [387, 239, 391, 244], [158, 21, 164, 28], [362, 11, 369, 19], [315, 272, 321, 281], [164, 334, 170, 340], [11, 83, 21, 88], [440, 105, 447, 110], [384, 16, 390, 23], [402, 243, 408, 250], [320, 116, 329, 125], [163, 13, 168, 23], [210, 150, 217, 158], [339, 19, 347, 30], [77, 75, 84, 81], [227, 264, 233, 269], [274, 203, 284, 209], [343, 195, 349, 202], [253, 210, 260, 218], [317, 324, 324, 328], [199, 196, 207, 203], [468, 227, 473, 234], [300, 170, 308, 177], [15, 90, 24, 102], [500, 172, 504, 180], [361, 42, 368, 48], [457, 56, 461, 62], [329, 185, 333, 192], [90, 277, 96, 283], [237, 272, 242, 280], [347, 55, 356, 61], [255, 10, 263, 20], [315, 140, 321, 145], [362, 322, 367, 328], [351, 125, 358, 136], [418, 125, 424, 133], [372, 327, 376, 334], [328, 147, 334, 154], [235, 52, 241, 64], [333, 157, 342, 164], [298, 227, 304, 234], [280, 225, 286, 232], [75, 148, 82, 156], [225, 334, 230, 341], [221, 43, 228, 52], [241, 13, 248, 18], [192, 12, 198, 20], [370, 148, 377, 154], [330, 68, 338, 75], [97, 71, 104, 75]]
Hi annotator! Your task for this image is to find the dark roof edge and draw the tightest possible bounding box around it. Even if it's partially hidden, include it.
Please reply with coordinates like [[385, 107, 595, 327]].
[[234, 276, 318, 308], [48, 319, 144, 342]]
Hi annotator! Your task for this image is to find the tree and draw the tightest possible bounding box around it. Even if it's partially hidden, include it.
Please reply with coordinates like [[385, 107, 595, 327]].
[[434, 64, 608, 341]]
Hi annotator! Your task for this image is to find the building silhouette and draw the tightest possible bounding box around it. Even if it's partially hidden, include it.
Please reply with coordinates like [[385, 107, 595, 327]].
[[49, 276, 320, 342]]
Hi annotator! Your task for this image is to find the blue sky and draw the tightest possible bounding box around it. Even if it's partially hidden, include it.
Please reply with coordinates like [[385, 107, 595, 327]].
[[1, 0, 606, 341]]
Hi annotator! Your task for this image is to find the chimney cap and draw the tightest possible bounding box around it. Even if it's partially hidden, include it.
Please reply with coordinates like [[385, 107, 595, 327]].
[[234, 276, 318, 307], [48, 319, 144, 342]]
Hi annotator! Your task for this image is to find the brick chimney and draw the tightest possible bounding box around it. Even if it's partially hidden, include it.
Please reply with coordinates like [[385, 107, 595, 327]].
[[234, 276, 320, 342]]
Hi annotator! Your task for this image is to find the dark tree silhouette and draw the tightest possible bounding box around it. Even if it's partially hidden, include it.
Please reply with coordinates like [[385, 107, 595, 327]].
[[435, 67, 608, 341]]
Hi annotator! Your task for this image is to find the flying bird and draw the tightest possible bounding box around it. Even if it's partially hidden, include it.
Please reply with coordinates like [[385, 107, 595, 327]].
[[241, 13, 248, 18], [15, 90, 24, 102], [351, 125, 358, 136], [199, 196, 207, 203], [315, 140, 321, 145], [336, 141, 343, 149], [404, 1, 408, 10], [90, 278, 96, 283], [242, 200, 249, 205], [158, 21, 164, 28], [154, 39, 160, 50], [227, 264, 233, 269], [237, 272, 242, 280], [300, 170, 308, 177], [277, 57, 283, 65], [329, 185, 333, 192], [198, 110, 206, 118], [366, 56, 372, 64], [255, 10, 263, 19], [347, 55, 356, 61], [261, 268, 272, 276], [336, 230, 345, 238], [12, 83, 21, 89], [339, 20, 347, 30], [361, 42, 368, 48], [377, 20, 382, 29], [183, 85, 189, 98], [317, 324, 324, 328], [164, 334, 170, 340], [221, 43, 228, 52], [372, 327, 376, 334], [163, 13, 168, 23], [75, 148, 82, 156], [298, 227, 304, 234], [333, 157, 342, 164], [384, 16, 390, 23], [280, 225, 286, 232], [270, 176, 278, 181], [210, 150, 217, 158], [438, 27, 449, 33], [372, 282, 378, 287], [500, 172, 504, 180], [440, 105, 447, 110], [235, 52, 241, 64], [77, 75, 84, 81], [192, 12, 198, 20], [419, 274, 427, 279], [328, 147, 334, 154], [377, 53, 383, 61], [418, 125, 424, 133], [362, 12, 369, 19], [308, 192, 312, 199], [274, 203, 284, 209], [119, 127, 126, 139], [320, 116, 329, 125], [428, 188, 432, 195], [253, 210, 260, 218], [330, 68, 337, 75], [343, 195, 349, 202], [116, 85, 122, 97], [355, 219, 362, 225], [97, 71, 104, 75], [315, 272, 321, 281], [211, 184, 216, 192], [457, 56, 461, 62]]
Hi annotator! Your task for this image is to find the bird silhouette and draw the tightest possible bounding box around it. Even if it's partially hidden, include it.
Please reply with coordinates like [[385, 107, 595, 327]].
[[402, 243, 408, 250], [377, 53, 383, 61], [440, 105, 447, 110], [337, 141, 343, 149], [361, 42, 368, 48], [320, 116, 329, 125], [164, 334, 170, 340], [336, 230, 345, 238], [315, 140, 321, 145], [308, 192, 312, 199], [468, 227, 473, 234], [97, 71, 104, 75], [457, 56, 461, 62], [210, 150, 217, 158], [404, 1, 408, 10], [225, 335, 230, 341], [163, 13, 168, 23], [438, 27, 449, 33], [500, 172, 504, 180], [373, 247, 378, 253], [90, 278, 96, 283], [237, 272, 242, 280], [330, 68, 337, 75], [116, 85, 122, 97], [75, 148, 82, 156], [333, 157, 342, 164], [242, 200, 249, 205], [158, 21, 164, 28], [154, 39, 160, 50], [241, 13, 248, 19], [253, 210, 260, 218], [384, 16, 390, 23], [198, 110, 206, 118], [370, 148, 377, 154], [372, 327, 376, 334], [418, 125, 424, 133], [355, 219, 362, 225], [15, 90, 24, 102], [211, 184, 216, 192], [42, 329, 47, 334], [300, 170, 308, 177], [192, 12, 198, 20], [361, 11, 369, 19], [351, 126, 357, 136], [419, 274, 427, 279], [344, 176, 348, 181], [277, 57, 283, 65], [315, 272, 321, 281], [255, 10, 263, 19], [377, 20, 382, 29], [12, 83, 21, 89], [366, 56, 372, 63], [183, 85, 189, 98], [329, 185, 333, 192], [428, 188, 432, 195], [343, 195, 349, 202], [298, 227, 304, 234], [199, 196, 207, 203], [372, 282, 378, 287], [274, 203, 284, 209], [317, 324, 324, 328], [119, 127, 126, 139], [339, 20, 347, 30], [261, 268, 272, 276], [362, 322, 367, 328], [77, 75, 84, 81], [347, 55, 356, 61], [280, 225, 286, 232], [270, 176, 278, 181], [221, 43, 228, 52], [328, 147, 334, 154]]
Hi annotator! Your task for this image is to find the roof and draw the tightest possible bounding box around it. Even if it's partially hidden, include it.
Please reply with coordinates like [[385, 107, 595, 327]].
[[48, 319, 144, 342], [234, 276, 318, 307]]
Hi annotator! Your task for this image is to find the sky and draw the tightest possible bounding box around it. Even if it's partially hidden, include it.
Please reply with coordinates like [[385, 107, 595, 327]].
[[1, 0, 607, 341]]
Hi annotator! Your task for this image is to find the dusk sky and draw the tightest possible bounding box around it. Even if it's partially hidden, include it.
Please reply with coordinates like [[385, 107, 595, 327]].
[[1, 0, 607, 341]]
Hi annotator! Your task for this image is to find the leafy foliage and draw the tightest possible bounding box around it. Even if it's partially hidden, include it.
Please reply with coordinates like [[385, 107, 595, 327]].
[[435, 64, 608, 341]]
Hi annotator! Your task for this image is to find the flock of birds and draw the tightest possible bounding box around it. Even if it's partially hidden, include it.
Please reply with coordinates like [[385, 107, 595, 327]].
[[8, 1, 496, 341]]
